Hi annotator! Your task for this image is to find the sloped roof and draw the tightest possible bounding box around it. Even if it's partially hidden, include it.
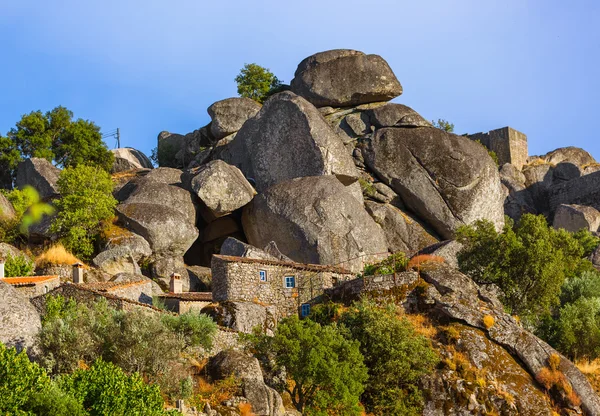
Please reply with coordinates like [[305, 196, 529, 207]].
[[1, 275, 59, 287], [158, 292, 212, 301], [83, 280, 150, 292], [212, 254, 353, 274]]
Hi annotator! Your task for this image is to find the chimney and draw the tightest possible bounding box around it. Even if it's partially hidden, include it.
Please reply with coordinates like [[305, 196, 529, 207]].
[[170, 273, 182, 293], [0, 259, 4, 279], [72, 262, 84, 284]]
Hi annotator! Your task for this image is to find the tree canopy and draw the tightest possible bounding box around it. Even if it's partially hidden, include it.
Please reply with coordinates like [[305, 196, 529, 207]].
[[235, 63, 283, 103]]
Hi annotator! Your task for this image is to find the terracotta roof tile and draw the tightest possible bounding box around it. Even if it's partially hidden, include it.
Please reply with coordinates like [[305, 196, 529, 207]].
[[83, 280, 149, 292], [212, 255, 353, 274], [1, 276, 59, 287], [158, 292, 213, 301]]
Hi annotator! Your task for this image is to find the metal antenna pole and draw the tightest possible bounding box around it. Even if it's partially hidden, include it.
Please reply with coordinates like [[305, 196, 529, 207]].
[[117, 128, 121, 148]]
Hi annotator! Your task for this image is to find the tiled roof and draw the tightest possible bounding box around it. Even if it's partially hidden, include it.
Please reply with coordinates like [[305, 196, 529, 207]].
[[1, 276, 59, 287], [212, 255, 353, 274], [83, 280, 149, 292], [158, 292, 213, 301]]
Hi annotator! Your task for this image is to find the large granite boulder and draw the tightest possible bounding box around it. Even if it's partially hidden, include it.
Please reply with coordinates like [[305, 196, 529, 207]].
[[101, 227, 152, 262], [122, 180, 197, 224], [203, 301, 277, 335], [220, 237, 278, 261], [290, 49, 402, 107], [365, 201, 438, 255], [110, 148, 153, 173], [549, 171, 600, 214], [92, 246, 141, 276], [366, 103, 432, 128], [208, 97, 262, 140], [499, 163, 536, 221], [0, 242, 26, 261], [190, 160, 256, 219], [553, 204, 600, 233], [222, 91, 358, 192], [242, 175, 388, 272], [0, 194, 15, 220], [419, 264, 600, 415], [363, 127, 504, 239], [15, 158, 60, 199], [539, 146, 596, 168], [208, 350, 285, 416], [0, 281, 41, 355], [116, 203, 199, 257]]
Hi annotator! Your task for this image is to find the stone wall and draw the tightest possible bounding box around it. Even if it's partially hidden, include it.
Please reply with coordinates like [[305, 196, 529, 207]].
[[212, 256, 355, 318], [469, 127, 528, 170], [326, 271, 419, 304], [4, 276, 61, 298], [106, 281, 153, 305]]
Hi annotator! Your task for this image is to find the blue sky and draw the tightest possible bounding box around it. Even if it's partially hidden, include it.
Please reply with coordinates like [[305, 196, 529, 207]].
[[1, 0, 599, 160]]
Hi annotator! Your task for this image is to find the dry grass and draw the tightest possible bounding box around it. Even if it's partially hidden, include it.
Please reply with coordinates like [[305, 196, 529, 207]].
[[407, 254, 445, 271], [35, 244, 84, 268], [576, 359, 600, 374], [238, 402, 255, 416], [404, 313, 437, 338], [194, 375, 240, 408], [483, 315, 495, 329], [548, 353, 561, 371]]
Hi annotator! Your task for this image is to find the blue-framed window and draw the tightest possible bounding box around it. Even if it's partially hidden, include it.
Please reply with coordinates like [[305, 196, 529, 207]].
[[284, 276, 296, 288], [301, 303, 311, 317], [259, 270, 267, 282]]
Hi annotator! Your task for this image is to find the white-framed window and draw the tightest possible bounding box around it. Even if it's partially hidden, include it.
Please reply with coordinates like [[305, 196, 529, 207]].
[[259, 270, 267, 282], [284, 276, 296, 288], [301, 303, 311, 317]]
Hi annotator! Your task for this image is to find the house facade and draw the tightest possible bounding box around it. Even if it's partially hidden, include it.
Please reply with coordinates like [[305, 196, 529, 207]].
[[0, 275, 61, 298], [211, 255, 355, 318]]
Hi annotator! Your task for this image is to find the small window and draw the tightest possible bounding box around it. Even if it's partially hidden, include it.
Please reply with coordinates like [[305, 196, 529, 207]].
[[259, 270, 267, 282], [284, 276, 296, 288], [301, 303, 311, 317]]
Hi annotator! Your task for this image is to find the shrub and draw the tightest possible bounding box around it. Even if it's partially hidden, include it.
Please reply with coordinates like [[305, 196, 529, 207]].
[[35, 243, 83, 268], [549, 353, 561, 371], [358, 178, 377, 198], [555, 298, 600, 361], [162, 311, 218, 351], [59, 359, 166, 416], [25, 382, 86, 416], [50, 165, 117, 260], [3, 186, 55, 234], [339, 300, 439, 416], [431, 119, 454, 133], [363, 252, 408, 276], [4, 253, 34, 277], [456, 214, 594, 321], [483, 315, 495, 329], [235, 63, 283, 103]]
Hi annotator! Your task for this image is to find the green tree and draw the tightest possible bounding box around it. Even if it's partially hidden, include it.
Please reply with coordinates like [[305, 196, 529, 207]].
[[6, 106, 113, 177], [554, 297, 600, 360], [59, 359, 166, 416], [235, 63, 283, 103], [249, 315, 367, 415], [431, 118, 454, 133], [456, 214, 594, 321], [338, 301, 439, 416], [50, 165, 117, 259], [0, 135, 21, 188]]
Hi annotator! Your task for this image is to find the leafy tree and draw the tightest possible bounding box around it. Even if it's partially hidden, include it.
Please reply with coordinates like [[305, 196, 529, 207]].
[[338, 301, 439, 416], [235, 63, 283, 103], [6, 106, 113, 177], [0, 342, 50, 414], [58, 359, 166, 416], [431, 118, 454, 133], [0, 135, 21, 188], [456, 214, 594, 321], [50, 165, 117, 259], [554, 297, 600, 360], [247, 315, 367, 415]]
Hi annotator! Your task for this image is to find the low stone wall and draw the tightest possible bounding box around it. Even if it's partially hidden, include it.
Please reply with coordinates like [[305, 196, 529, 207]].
[[326, 271, 419, 304]]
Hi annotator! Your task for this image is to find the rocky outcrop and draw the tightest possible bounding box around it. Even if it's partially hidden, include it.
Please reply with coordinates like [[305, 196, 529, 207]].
[[290, 49, 402, 107], [553, 204, 600, 233], [92, 246, 141, 275], [208, 97, 262, 140], [419, 264, 600, 416], [15, 158, 60, 199], [366, 103, 432, 128], [363, 127, 505, 239], [220, 237, 278, 261], [110, 148, 153, 173], [116, 203, 199, 257], [242, 175, 388, 272], [538, 146, 596, 168], [0, 280, 41, 355], [190, 160, 256, 219], [499, 163, 536, 221], [203, 301, 277, 335], [222, 91, 359, 192], [365, 201, 438, 255], [0, 242, 27, 261], [101, 228, 152, 262], [417, 240, 462, 269], [208, 350, 285, 416], [0, 194, 15, 220], [549, 170, 600, 214]]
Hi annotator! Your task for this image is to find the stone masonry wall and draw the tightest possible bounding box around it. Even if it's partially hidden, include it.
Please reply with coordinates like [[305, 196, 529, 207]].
[[469, 127, 528, 170], [326, 271, 419, 304], [212, 257, 354, 318], [107, 281, 153, 305], [9, 277, 61, 298]]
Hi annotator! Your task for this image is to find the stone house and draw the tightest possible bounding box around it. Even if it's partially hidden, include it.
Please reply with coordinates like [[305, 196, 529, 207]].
[[0, 275, 61, 298], [81, 280, 154, 305], [211, 254, 355, 318], [156, 273, 213, 313]]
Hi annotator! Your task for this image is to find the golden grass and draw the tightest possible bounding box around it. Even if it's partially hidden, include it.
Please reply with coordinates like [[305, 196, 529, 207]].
[[404, 313, 437, 339], [35, 244, 84, 268], [548, 353, 561, 371], [576, 359, 600, 374], [407, 254, 445, 271], [238, 402, 254, 416]]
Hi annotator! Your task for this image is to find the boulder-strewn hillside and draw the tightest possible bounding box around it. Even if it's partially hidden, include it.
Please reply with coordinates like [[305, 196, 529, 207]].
[[3, 48, 600, 415]]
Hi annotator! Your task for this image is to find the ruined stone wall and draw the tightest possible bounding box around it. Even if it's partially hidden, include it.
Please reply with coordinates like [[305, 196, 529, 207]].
[[326, 271, 419, 304], [212, 257, 354, 318], [469, 127, 528, 170]]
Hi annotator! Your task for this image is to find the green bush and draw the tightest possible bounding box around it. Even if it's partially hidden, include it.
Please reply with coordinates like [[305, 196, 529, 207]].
[[4, 253, 34, 277], [3, 186, 55, 235], [235, 63, 283, 103], [555, 297, 600, 361], [245, 315, 368, 415], [456, 214, 594, 322], [58, 359, 166, 416], [339, 300, 439, 416], [50, 165, 117, 260], [363, 252, 408, 276], [25, 382, 86, 416], [431, 118, 454, 133], [162, 311, 218, 351]]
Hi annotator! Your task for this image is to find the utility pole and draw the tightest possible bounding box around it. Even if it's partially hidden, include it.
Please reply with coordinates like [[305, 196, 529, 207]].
[[117, 128, 121, 148]]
